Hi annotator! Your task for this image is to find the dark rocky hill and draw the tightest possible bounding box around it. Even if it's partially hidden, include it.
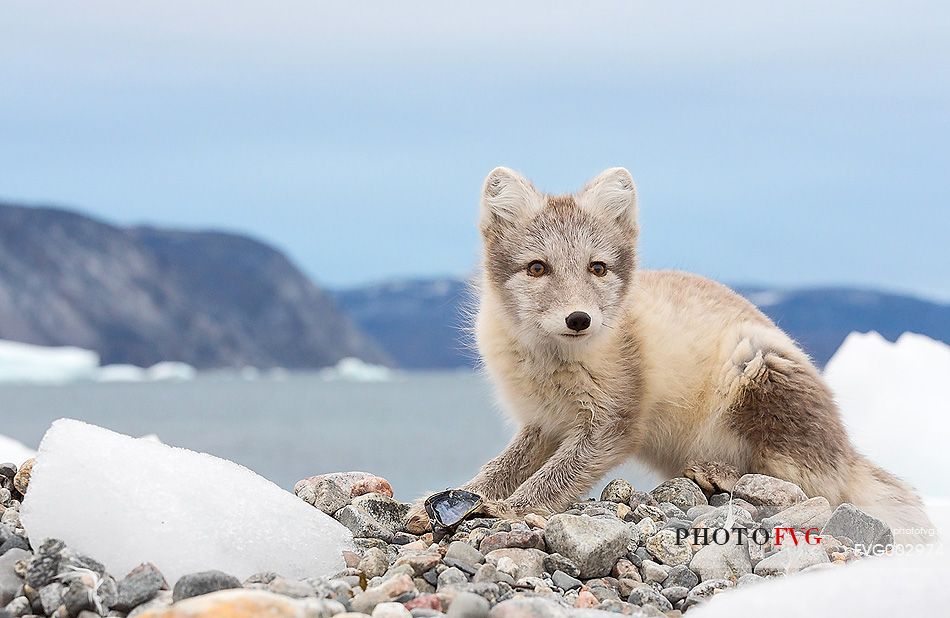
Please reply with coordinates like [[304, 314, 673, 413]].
[[0, 202, 388, 369]]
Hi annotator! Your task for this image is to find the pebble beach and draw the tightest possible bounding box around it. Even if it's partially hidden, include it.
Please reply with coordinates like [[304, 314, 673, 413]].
[[0, 456, 904, 618]]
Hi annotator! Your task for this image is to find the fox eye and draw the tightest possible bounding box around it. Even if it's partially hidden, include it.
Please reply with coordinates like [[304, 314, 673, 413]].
[[589, 262, 607, 277], [526, 261, 547, 277]]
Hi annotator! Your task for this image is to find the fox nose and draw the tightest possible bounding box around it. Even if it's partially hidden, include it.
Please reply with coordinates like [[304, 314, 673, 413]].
[[565, 311, 592, 332]]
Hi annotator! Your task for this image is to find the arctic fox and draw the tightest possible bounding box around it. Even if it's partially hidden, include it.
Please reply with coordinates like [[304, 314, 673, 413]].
[[408, 166, 934, 544]]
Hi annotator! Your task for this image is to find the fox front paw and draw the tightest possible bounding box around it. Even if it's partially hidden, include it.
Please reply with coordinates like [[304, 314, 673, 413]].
[[403, 500, 431, 534], [684, 460, 741, 496]]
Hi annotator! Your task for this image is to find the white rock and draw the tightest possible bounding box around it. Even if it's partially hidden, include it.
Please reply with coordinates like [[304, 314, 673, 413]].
[[21, 419, 353, 584]]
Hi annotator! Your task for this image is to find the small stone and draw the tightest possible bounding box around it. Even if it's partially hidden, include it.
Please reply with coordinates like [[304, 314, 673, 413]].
[[133, 589, 344, 618], [686, 505, 715, 521], [336, 505, 395, 542], [682, 579, 732, 610], [657, 502, 686, 520], [351, 574, 415, 614], [70, 576, 109, 615], [632, 505, 666, 524], [373, 601, 413, 617], [551, 570, 581, 591], [405, 594, 441, 611], [708, 493, 730, 507], [661, 586, 689, 605], [266, 578, 314, 599], [394, 554, 441, 577], [626, 583, 673, 611], [663, 564, 698, 590], [820, 503, 894, 549], [446, 591, 489, 618], [0, 536, 28, 556], [438, 567, 468, 589], [732, 474, 806, 514], [611, 559, 639, 581], [688, 538, 752, 582], [12, 460, 32, 496], [446, 541, 485, 566], [628, 491, 659, 511], [644, 529, 692, 567], [172, 570, 241, 602], [0, 547, 29, 606], [761, 497, 833, 531], [636, 518, 657, 537], [737, 573, 764, 587], [524, 513, 547, 529], [753, 545, 829, 576], [0, 464, 14, 480], [542, 553, 580, 579], [352, 493, 410, 533], [114, 562, 168, 611], [3, 596, 29, 616], [640, 560, 669, 584], [39, 582, 64, 616], [689, 504, 754, 531], [358, 548, 390, 579], [485, 548, 547, 580], [601, 480, 634, 504], [294, 476, 349, 515], [544, 515, 629, 578], [489, 596, 568, 617], [478, 530, 545, 554], [649, 478, 707, 512]]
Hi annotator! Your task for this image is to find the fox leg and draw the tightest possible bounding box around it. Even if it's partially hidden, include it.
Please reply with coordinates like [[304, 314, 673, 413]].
[[461, 424, 558, 499], [503, 422, 629, 516], [684, 460, 741, 496]]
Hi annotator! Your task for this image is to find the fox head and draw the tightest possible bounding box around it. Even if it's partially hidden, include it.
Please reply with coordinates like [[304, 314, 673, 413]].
[[479, 166, 638, 353]]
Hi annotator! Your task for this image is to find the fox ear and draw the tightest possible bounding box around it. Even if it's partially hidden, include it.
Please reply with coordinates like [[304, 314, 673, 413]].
[[480, 167, 542, 234], [581, 167, 638, 228]]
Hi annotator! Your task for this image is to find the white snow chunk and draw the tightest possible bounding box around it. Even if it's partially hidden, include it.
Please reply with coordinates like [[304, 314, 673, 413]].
[[20, 419, 353, 584], [689, 551, 949, 617], [824, 331, 950, 498], [320, 357, 392, 382], [0, 434, 36, 466], [0, 339, 99, 383]]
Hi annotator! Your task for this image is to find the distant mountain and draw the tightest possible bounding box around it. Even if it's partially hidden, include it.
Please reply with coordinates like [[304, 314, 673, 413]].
[[0, 203, 388, 369], [334, 278, 474, 369], [335, 277, 950, 369]]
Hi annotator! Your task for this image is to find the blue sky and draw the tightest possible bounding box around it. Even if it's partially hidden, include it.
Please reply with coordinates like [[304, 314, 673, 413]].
[[2, 2, 948, 299]]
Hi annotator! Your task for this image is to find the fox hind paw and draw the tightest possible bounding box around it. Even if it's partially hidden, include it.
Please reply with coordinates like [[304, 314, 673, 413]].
[[684, 460, 741, 497]]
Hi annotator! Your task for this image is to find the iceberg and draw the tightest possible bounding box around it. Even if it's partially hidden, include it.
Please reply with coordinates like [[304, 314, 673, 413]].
[[824, 331, 950, 498], [0, 339, 99, 383], [20, 419, 354, 584], [320, 357, 392, 382]]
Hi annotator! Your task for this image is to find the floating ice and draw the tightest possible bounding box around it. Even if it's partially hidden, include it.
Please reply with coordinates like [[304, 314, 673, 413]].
[[144, 361, 196, 381], [0, 434, 35, 466], [95, 364, 148, 382], [0, 339, 99, 383], [320, 357, 392, 382], [21, 419, 353, 584]]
